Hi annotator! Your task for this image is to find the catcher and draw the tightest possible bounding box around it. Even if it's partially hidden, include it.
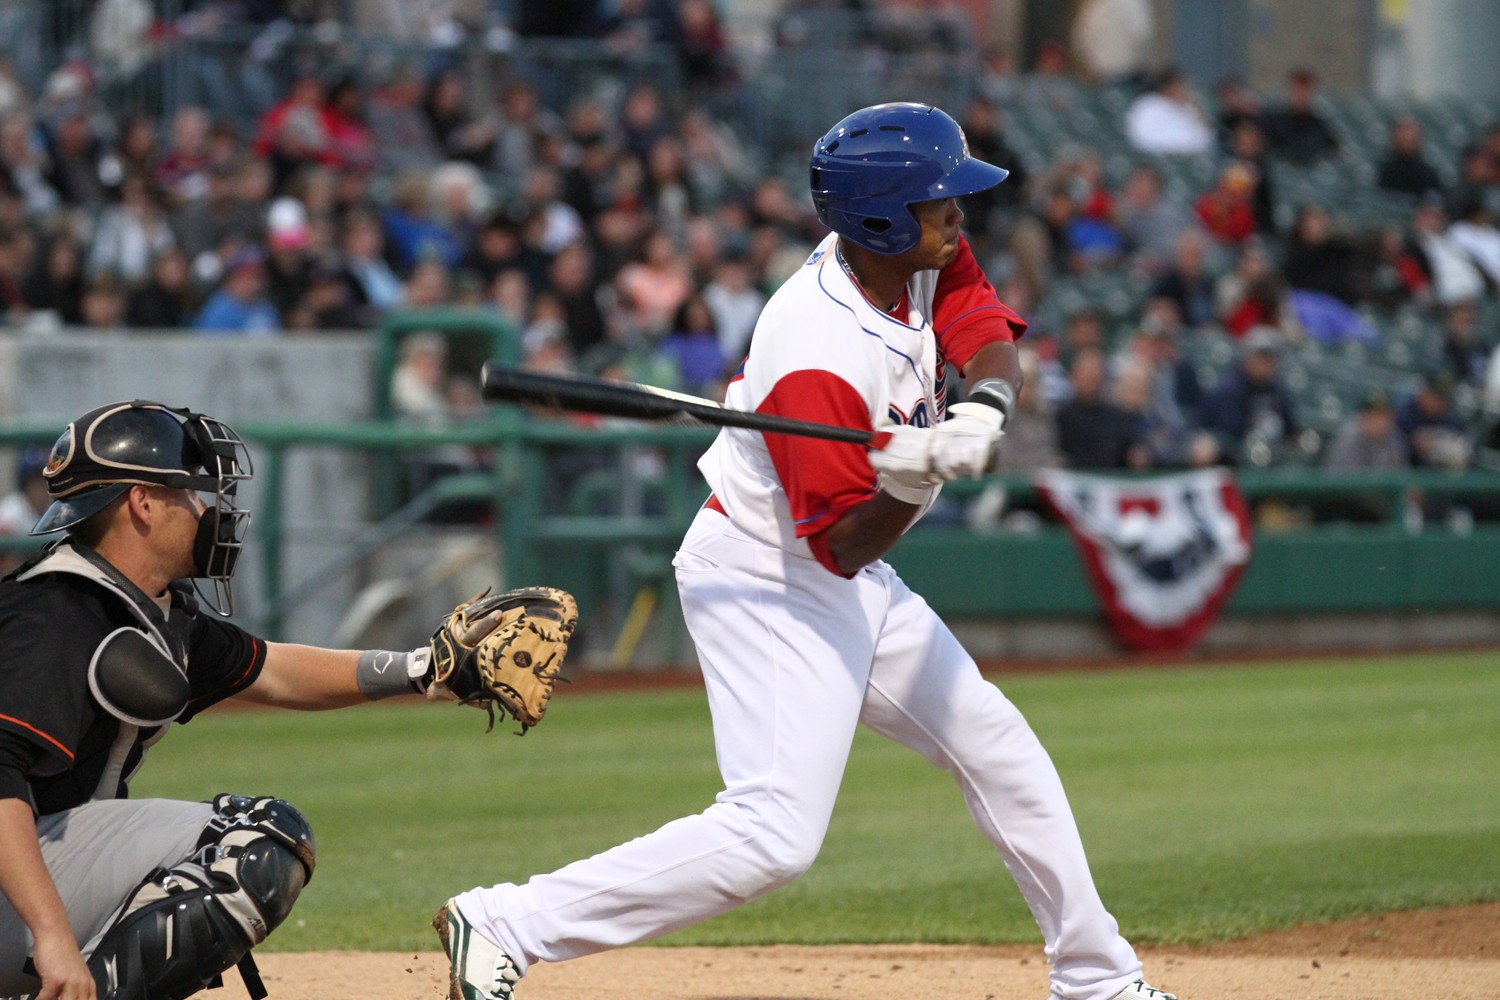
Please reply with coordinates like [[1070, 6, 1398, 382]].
[[0, 400, 576, 1000]]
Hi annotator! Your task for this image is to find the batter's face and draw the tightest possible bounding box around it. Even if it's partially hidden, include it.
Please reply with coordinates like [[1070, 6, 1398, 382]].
[[906, 198, 965, 270]]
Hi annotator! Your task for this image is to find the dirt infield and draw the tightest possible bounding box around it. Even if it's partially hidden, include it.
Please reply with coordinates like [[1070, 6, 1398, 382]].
[[216, 903, 1498, 1000]]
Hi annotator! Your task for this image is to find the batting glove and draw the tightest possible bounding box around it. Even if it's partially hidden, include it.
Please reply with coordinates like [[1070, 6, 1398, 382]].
[[869, 420, 1002, 489]]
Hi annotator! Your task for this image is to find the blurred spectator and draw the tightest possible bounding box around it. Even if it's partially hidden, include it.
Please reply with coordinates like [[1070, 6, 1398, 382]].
[[547, 242, 609, 355], [42, 100, 113, 208], [114, 114, 158, 181], [1116, 164, 1197, 275], [659, 293, 728, 397], [1018, 40, 1079, 115], [1215, 239, 1295, 338], [1055, 347, 1144, 468], [614, 227, 693, 336], [1224, 117, 1276, 233], [194, 246, 279, 334], [521, 292, 576, 374], [482, 79, 564, 180], [0, 447, 50, 575], [86, 172, 176, 284], [1108, 357, 1165, 469], [1124, 67, 1214, 157], [1445, 141, 1497, 224], [976, 44, 1022, 108], [955, 98, 1029, 235], [489, 267, 532, 331], [1363, 224, 1432, 311], [681, 105, 762, 206], [1438, 299, 1490, 387], [1149, 229, 1217, 328], [402, 260, 452, 309], [1282, 204, 1359, 304], [994, 344, 1064, 474], [366, 64, 442, 175], [390, 331, 488, 514], [0, 230, 29, 323], [263, 195, 314, 316], [126, 248, 195, 328], [286, 253, 365, 331], [252, 70, 335, 186], [383, 172, 462, 272], [1260, 67, 1340, 164], [21, 234, 86, 325], [79, 272, 128, 331], [1112, 320, 1212, 466], [460, 211, 528, 287], [1214, 75, 1263, 144], [0, 111, 62, 218], [423, 67, 496, 166], [516, 166, 587, 256], [1321, 390, 1411, 523], [1071, 0, 1153, 87], [1323, 390, 1407, 471], [1194, 160, 1260, 246], [643, 135, 696, 241], [1445, 193, 1500, 287], [155, 106, 214, 204], [675, 0, 737, 94], [324, 74, 378, 173], [1397, 372, 1471, 470], [702, 253, 764, 362], [562, 133, 621, 228], [171, 159, 261, 279], [1199, 326, 1299, 465], [1376, 116, 1444, 198], [430, 160, 490, 257], [619, 83, 672, 162], [1408, 193, 1487, 306]]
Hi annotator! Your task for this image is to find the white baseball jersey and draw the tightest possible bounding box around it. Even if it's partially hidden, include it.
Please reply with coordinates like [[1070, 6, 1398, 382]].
[[698, 230, 1024, 574], [451, 231, 1149, 1000]]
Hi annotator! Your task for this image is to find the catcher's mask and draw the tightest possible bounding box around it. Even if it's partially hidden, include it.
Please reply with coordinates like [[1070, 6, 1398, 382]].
[[31, 400, 254, 616]]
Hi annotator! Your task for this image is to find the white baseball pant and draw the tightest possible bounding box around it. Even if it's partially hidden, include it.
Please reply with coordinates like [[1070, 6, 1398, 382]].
[[453, 508, 1142, 1000]]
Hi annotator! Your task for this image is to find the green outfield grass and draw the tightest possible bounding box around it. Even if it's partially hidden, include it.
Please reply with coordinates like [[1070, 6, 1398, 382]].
[[132, 650, 1500, 952]]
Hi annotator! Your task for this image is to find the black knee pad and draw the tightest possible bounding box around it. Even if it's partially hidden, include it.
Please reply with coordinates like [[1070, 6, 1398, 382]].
[[88, 795, 316, 1000], [88, 871, 254, 1000]]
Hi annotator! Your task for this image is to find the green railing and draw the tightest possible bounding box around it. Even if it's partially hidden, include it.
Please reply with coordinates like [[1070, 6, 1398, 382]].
[[4, 412, 1498, 651]]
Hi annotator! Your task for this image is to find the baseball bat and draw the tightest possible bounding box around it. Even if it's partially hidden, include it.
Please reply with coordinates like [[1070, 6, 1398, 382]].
[[479, 363, 874, 445]]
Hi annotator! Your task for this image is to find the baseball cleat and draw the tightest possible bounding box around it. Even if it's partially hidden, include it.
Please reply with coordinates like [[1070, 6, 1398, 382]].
[[433, 899, 521, 1000], [1111, 980, 1178, 1000]]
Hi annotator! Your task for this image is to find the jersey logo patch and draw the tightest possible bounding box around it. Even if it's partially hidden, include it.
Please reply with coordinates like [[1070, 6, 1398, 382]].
[[887, 400, 932, 428]]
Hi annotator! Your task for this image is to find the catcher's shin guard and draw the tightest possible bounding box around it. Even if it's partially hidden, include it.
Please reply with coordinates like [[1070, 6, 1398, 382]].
[[88, 795, 316, 1000]]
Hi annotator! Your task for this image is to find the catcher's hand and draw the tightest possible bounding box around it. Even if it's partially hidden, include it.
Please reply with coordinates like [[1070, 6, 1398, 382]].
[[427, 587, 579, 733]]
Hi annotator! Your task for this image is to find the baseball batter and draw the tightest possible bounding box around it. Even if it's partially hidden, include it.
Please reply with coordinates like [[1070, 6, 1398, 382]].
[[435, 103, 1178, 1000], [0, 400, 573, 1000]]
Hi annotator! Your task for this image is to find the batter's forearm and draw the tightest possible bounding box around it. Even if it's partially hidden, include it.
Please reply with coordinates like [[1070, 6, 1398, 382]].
[[823, 493, 920, 574]]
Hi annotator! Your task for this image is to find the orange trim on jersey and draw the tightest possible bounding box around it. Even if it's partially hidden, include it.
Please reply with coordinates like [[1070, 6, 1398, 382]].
[[0, 712, 74, 760], [186, 635, 264, 706]]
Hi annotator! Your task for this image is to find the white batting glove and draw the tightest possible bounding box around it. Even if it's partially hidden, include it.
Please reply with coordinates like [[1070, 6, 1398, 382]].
[[947, 400, 1007, 433], [869, 420, 1002, 490]]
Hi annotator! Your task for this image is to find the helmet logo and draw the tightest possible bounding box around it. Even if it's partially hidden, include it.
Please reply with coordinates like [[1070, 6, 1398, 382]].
[[44, 427, 73, 478]]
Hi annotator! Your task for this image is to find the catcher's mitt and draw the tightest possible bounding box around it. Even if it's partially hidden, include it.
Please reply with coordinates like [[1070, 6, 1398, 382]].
[[428, 587, 578, 733]]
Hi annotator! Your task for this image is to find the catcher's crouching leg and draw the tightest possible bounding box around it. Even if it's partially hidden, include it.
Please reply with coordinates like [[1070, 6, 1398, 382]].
[[88, 794, 316, 1000]]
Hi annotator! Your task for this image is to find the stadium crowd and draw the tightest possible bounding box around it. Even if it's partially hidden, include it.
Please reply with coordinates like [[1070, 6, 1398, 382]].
[[1, 0, 1499, 491]]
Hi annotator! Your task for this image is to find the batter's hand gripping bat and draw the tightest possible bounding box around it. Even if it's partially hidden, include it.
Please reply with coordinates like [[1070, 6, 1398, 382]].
[[479, 363, 876, 446]]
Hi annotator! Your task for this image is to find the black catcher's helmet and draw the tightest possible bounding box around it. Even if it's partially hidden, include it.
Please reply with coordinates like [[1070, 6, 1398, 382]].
[[31, 400, 254, 615]]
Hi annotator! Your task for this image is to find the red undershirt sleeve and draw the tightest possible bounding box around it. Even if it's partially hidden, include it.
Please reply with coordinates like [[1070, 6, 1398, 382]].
[[933, 235, 1028, 373], [757, 369, 878, 577]]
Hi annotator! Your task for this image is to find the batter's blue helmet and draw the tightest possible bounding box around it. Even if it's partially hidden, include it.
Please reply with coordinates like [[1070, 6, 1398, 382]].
[[809, 103, 1009, 255]]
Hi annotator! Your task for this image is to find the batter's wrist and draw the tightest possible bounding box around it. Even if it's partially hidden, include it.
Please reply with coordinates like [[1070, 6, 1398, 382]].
[[966, 378, 1016, 421]]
